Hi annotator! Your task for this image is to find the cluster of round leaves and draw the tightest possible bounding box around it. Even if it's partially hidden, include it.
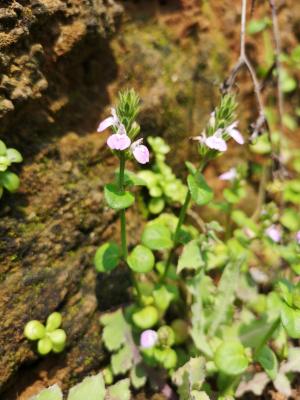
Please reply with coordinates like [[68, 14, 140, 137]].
[[24, 312, 67, 355], [138, 136, 187, 214], [0, 140, 22, 198], [141, 321, 189, 371]]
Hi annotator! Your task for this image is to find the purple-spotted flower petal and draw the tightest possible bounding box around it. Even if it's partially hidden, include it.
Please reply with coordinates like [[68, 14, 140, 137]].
[[265, 225, 281, 243], [97, 107, 120, 132], [131, 138, 150, 164], [296, 231, 300, 244], [107, 133, 131, 150], [205, 130, 227, 152], [226, 121, 244, 145], [140, 330, 158, 349], [219, 167, 237, 181]]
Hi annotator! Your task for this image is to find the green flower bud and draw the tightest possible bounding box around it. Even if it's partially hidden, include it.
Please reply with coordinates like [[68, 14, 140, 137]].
[[24, 320, 45, 341], [38, 337, 52, 355], [102, 367, 114, 385], [132, 306, 159, 329], [47, 329, 66, 346], [46, 312, 62, 332], [171, 319, 189, 345], [157, 326, 175, 347]]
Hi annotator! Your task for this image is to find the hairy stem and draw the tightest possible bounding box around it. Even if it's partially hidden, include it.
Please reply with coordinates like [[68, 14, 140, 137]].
[[118, 153, 128, 259]]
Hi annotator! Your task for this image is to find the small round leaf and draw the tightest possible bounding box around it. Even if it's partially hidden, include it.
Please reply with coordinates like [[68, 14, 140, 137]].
[[215, 341, 249, 376], [142, 223, 172, 250], [127, 245, 155, 273], [48, 329, 67, 346], [6, 148, 23, 163], [94, 242, 121, 273], [104, 184, 134, 210], [24, 320, 45, 341], [0, 171, 20, 192], [132, 306, 159, 329], [46, 312, 62, 332], [38, 337, 53, 355]]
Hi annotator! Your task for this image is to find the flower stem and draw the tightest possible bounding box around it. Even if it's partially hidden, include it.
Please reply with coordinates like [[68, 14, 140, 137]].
[[118, 153, 127, 259], [254, 317, 281, 359]]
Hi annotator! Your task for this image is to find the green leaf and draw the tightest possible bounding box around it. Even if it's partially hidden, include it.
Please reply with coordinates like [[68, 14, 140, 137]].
[[30, 385, 63, 400], [149, 197, 165, 214], [280, 302, 300, 338], [173, 357, 206, 400], [256, 346, 278, 380], [215, 341, 249, 376], [153, 285, 175, 311], [132, 305, 159, 329], [177, 240, 204, 273], [0, 171, 20, 192], [67, 374, 105, 400], [187, 172, 213, 206], [130, 364, 147, 389], [115, 169, 146, 186], [141, 223, 172, 250], [208, 258, 243, 336], [104, 184, 134, 210], [127, 245, 155, 273], [247, 18, 271, 34], [111, 343, 133, 375], [239, 318, 275, 348], [94, 242, 121, 273], [105, 379, 130, 400], [6, 148, 23, 163], [0, 140, 7, 156], [100, 309, 130, 351], [280, 208, 300, 231]]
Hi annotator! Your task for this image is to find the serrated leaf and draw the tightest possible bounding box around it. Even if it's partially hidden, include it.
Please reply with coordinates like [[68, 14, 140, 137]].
[[173, 357, 206, 400], [215, 341, 249, 376], [187, 172, 213, 206], [256, 346, 278, 380], [100, 309, 129, 351], [130, 364, 147, 389], [94, 242, 121, 273], [280, 302, 300, 338], [141, 223, 172, 250], [30, 385, 63, 400], [104, 184, 134, 210], [111, 344, 133, 375], [127, 245, 155, 273], [177, 240, 204, 273], [67, 374, 105, 400], [105, 379, 130, 400], [208, 257, 243, 336], [236, 372, 270, 397]]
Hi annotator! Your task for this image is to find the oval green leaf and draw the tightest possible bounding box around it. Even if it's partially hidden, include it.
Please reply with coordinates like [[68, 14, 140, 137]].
[[94, 242, 121, 273], [127, 245, 155, 273], [215, 341, 249, 376], [132, 306, 159, 329], [141, 223, 172, 250], [187, 172, 213, 206], [0, 171, 20, 192], [104, 183, 134, 210]]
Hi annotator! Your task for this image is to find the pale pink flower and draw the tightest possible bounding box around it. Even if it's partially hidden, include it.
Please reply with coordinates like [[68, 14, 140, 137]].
[[296, 231, 300, 244], [265, 225, 281, 243], [131, 139, 149, 164], [205, 129, 227, 152], [226, 121, 244, 145], [97, 108, 119, 132], [107, 124, 131, 150], [140, 330, 158, 349], [219, 167, 237, 181]]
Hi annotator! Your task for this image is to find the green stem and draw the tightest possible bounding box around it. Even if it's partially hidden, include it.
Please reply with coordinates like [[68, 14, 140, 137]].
[[118, 153, 127, 259], [254, 317, 280, 359], [162, 191, 191, 281]]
